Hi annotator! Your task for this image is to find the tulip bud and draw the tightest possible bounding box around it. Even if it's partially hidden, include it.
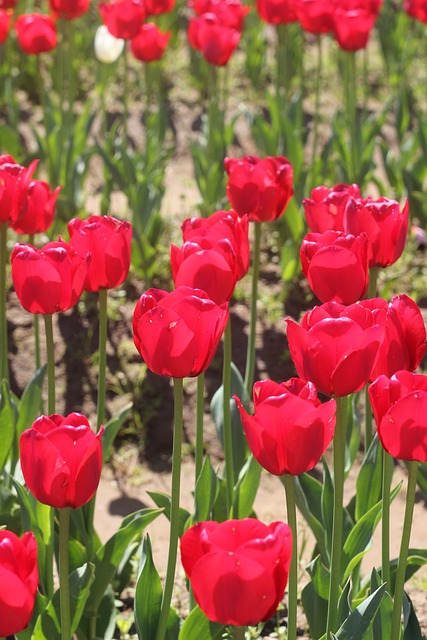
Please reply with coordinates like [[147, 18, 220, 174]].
[[94, 24, 124, 63]]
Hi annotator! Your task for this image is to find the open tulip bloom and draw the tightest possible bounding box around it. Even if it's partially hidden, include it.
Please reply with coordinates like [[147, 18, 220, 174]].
[[303, 182, 361, 233]]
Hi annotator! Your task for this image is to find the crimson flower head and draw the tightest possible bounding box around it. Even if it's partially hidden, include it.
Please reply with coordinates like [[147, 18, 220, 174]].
[[302, 182, 361, 233], [225, 155, 294, 222], [11, 239, 89, 315], [0, 530, 38, 637], [11, 179, 61, 235], [133, 286, 228, 378], [369, 371, 427, 462], [20, 413, 104, 509], [332, 0, 382, 51], [180, 518, 292, 625], [295, 0, 336, 33], [98, 0, 146, 39], [0, 155, 38, 224], [49, 0, 91, 19], [181, 209, 250, 280], [404, 0, 427, 22], [187, 12, 241, 66], [360, 295, 426, 381], [170, 239, 238, 305], [143, 0, 175, 15], [344, 196, 409, 268], [0, 0, 17, 8], [286, 300, 385, 397], [131, 23, 171, 62], [300, 230, 369, 304], [14, 14, 57, 54], [190, 0, 250, 31], [235, 378, 336, 476], [68, 215, 132, 292], [0, 9, 12, 44], [255, 0, 297, 24]]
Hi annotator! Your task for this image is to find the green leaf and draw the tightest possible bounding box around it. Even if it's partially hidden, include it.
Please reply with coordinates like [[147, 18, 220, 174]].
[[403, 592, 426, 640], [321, 459, 334, 556], [336, 580, 352, 630], [335, 585, 386, 639], [194, 455, 218, 522], [233, 454, 262, 519], [102, 402, 133, 463], [301, 581, 328, 640], [0, 379, 17, 473], [15, 365, 46, 438], [370, 569, 393, 640], [134, 536, 162, 640], [292, 472, 328, 563], [345, 392, 361, 475], [306, 555, 330, 600], [356, 435, 382, 521], [178, 606, 226, 640], [148, 492, 191, 538]]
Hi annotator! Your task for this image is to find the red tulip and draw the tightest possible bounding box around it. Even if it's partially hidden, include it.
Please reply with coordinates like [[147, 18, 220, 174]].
[[0, 530, 38, 637], [0, 0, 17, 8], [180, 518, 292, 625], [170, 239, 238, 305], [302, 182, 361, 233], [300, 230, 369, 304], [344, 196, 409, 268], [11, 180, 60, 235], [49, 0, 90, 19], [14, 14, 57, 54], [187, 12, 241, 66], [359, 295, 426, 380], [286, 300, 385, 397], [404, 0, 427, 22], [11, 239, 89, 314], [20, 413, 104, 508], [332, 0, 382, 51], [224, 155, 294, 222], [0, 8, 11, 43], [255, 0, 297, 24], [130, 23, 171, 62], [98, 0, 146, 39], [235, 378, 336, 475], [145, 0, 175, 15], [369, 371, 427, 461], [181, 209, 250, 280], [0, 155, 38, 224], [295, 0, 336, 33], [133, 286, 228, 378], [190, 0, 250, 30], [68, 215, 132, 292]]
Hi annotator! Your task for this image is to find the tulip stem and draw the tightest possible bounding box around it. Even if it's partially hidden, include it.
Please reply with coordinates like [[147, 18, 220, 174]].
[[244, 222, 261, 396], [97, 288, 108, 432], [155, 377, 184, 640], [233, 626, 246, 639], [0, 222, 9, 384], [223, 319, 234, 516], [326, 395, 348, 635], [44, 314, 55, 415], [310, 34, 322, 187], [345, 51, 357, 182], [381, 450, 394, 591], [195, 372, 205, 483], [59, 507, 72, 640], [283, 474, 298, 640], [390, 460, 418, 640]]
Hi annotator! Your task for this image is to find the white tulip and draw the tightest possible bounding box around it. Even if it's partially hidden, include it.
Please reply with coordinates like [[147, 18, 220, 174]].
[[94, 25, 125, 64]]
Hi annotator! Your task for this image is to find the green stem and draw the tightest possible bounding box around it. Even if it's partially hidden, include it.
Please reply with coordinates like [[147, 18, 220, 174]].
[[44, 314, 55, 415], [97, 288, 108, 432], [345, 51, 357, 182], [0, 222, 9, 384], [222, 319, 234, 516], [390, 461, 419, 640], [326, 395, 348, 635], [45, 507, 55, 600], [367, 266, 379, 299], [59, 507, 72, 640], [310, 34, 323, 185], [283, 474, 298, 640], [382, 450, 394, 590], [244, 222, 262, 396], [233, 626, 246, 640], [195, 372, 205, 483], [276, 23, 288, 106], [122, 45, 130, 144], [155, 378, 184, 640]]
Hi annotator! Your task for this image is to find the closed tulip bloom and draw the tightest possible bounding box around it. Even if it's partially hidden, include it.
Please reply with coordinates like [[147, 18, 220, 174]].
[[181, 209, 250, 280], [235, 378, 336, 476], [369, 371, 427, 461], [286, 300, 385, 397], [14, 14, 57, 54], [190, 0, 250, 30], [145, 0, 175, 15], [405, 0, 427, 22], [94, 25, 124, 63], [295, 0, 336, 33], [0, 530, 38, 637], [68, 215, 131, 292], [180, 518, 292, 625], [11, 240, 89, 314], [131, 23, 171, 62], [332, 0, 382, 51], [344, 196, 409, 268], [49, 0, 90, 20], [303, 182, 361, 233], [187, 12, 241, 66], [360, 295, 426, 380], [11, 180, 60, 235], [300, 230, 369, 304], [20, 413, 104, 508], [225, 155, 294, 222], [98, 0, 146, 39], [0, 9, 11, 43], [0, 155, 38, 224], [0, 0, 17, 8], [255, 0, 297, 23], [133, 286, 228, 378]]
